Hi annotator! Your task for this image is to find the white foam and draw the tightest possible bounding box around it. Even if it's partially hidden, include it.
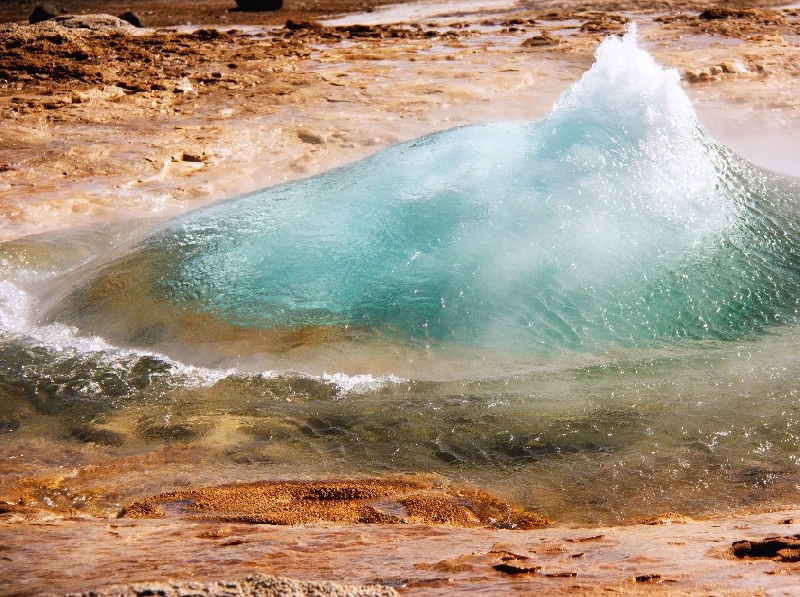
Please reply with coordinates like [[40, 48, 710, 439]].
[[0, 279, 33, 338], [323, 371, 405, 392], [553, 25, 698, 145], [0, 273, 402, 392], [0, 274, 233, 388]]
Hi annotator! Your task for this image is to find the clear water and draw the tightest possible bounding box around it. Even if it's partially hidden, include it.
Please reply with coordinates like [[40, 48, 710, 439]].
[[1, 28, 799, 524]]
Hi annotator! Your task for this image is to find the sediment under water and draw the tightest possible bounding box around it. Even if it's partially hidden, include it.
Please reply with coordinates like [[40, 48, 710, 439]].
[[0, 28, 798, 525]]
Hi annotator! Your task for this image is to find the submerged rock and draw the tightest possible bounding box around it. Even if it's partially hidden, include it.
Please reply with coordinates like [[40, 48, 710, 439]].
[[71, 425, 126, 447], [0, 418, 20, 433], [136, 415, 214, 442]]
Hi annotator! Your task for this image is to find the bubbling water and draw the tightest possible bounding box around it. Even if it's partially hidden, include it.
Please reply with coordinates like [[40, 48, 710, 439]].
[[49, 26, 797, 356], [1, 28, 799, 524]]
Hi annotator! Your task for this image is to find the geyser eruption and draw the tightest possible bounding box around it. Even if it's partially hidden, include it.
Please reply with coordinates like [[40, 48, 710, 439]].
[[3, 27, 800, 526], [52, 27, 800, 356]]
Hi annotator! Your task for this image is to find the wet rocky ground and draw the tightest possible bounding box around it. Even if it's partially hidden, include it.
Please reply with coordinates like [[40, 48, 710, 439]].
[[1, 1, 800, 595], [1, 2, 798, 239]]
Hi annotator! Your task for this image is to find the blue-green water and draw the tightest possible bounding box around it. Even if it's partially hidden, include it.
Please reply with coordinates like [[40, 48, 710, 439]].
[[73, 29, 800, 353], [0, 28, 798, 523]]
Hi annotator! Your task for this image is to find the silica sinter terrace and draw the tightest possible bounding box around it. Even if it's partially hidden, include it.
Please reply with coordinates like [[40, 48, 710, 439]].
[[1, 28, 798, 524]]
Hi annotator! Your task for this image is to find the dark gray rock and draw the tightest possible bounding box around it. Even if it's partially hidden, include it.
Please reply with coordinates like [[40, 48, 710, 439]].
[[118, 11, 144, 28], [71, 425, 126, 447], [235, 0, 284, 11], [0, 418, 20, 433], [29, 4, 58, 24], [136, 415, 213, 442]]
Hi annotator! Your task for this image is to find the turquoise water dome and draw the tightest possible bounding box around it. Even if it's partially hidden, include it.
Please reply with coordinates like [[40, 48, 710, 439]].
[[70, 27, 800, 355]]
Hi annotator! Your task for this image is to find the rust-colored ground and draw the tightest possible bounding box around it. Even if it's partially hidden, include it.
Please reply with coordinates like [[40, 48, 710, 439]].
[[116, 476, 550, 528]]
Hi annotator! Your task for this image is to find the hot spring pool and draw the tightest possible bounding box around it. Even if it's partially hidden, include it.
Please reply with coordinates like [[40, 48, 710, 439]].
[[1, 27, 798, 524]]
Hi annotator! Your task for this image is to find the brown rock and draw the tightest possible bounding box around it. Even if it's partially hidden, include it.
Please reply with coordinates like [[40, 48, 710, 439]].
[[284, 19, 323, 32], [297, 127, 326, 145], [116, 501, 165, 519], [116, 477, 549, 529], [634, 573, 663, 583], [492, 562, 542, 575], [415, 558, 474, 573], [579, 12, 629, 33], [400, 496, 481, 526], [698, 8, 786, 25], [521, 33, 560, 47], [181, 152, 204, 163], [730, 535, 800, 562], [699, 8, 745, 20], [639, 512, 692, 525]]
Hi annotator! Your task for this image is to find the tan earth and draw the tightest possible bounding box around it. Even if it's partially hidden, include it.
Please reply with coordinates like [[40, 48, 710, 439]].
[[1, 0, 799, 241], [1, 1, 800, 595]]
